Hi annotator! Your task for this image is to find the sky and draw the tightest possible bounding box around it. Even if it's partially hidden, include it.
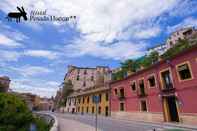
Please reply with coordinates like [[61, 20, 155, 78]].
[[0, 0, 197, 98]]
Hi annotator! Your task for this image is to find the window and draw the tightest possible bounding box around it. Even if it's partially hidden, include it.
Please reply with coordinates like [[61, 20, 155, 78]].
[[98, 106, 101, 114], [140, 100, 147, 112], [92, 106, 95, 114], [83, 81, 86, 87], [170, 41, 173, 46], [78, 98, 81, 104], [119, 88, 124, 98], [82, 97, 85, 104], [82, 107, 84, 114], [86, 107, 89, 113], [91, 76, 94, 81], [177, 62, 192, 81], [120, 102, 124, 111], [114, 89, 118, 95], [105, 93, 109, 101], [99, 94, 102, 103], [77, 75, 80, 80], [131, 81, 136, 91], [87, 96, 89, 103], [139, 79, 146, 95], [148, 75, 156, 87], [84, 70, 87, 75]]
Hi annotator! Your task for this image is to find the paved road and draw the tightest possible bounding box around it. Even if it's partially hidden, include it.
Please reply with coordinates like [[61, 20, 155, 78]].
[[53, 113, 193, 131]]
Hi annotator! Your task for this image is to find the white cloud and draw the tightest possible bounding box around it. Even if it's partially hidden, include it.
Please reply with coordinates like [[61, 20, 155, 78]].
[[11, 78, 59, 97], [10, 65, 53, 77], [0, 34, 22, 47], [65, 39, 146, 60], [0, 0, 180, 60], [169, 0, 197, 17], [133, 27, 161, 39], [24, 50, 60, 60], [167, 17, 197, 33], [0, 50, 21, 62]]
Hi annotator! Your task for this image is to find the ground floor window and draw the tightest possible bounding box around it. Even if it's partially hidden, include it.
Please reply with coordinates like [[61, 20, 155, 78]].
[[105, 106, 109, 116], [92, 106, 94, 114], [86, 107, 89, 113], [98, 106, 101, 114], [120, 102, 124, 111], [140, 100, 147, 112]]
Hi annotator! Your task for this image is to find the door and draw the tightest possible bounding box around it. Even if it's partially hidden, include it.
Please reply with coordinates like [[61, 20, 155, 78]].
[[164, 96, 179, 122], [105, 106, 109, 116]]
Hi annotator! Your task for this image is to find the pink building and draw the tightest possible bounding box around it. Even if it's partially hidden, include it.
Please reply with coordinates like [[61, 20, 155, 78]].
[[110, 45, 197, 125]]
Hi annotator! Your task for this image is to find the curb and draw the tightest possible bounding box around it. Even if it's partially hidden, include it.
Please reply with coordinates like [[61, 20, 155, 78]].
[[35, 112, 59, 131]]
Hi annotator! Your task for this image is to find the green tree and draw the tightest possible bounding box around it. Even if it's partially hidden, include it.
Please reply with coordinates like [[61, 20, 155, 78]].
[[161, 39, 191, 60], [112, 70, 126, 80], [149, 51, 159, 64], [0, 93, 33, 131]]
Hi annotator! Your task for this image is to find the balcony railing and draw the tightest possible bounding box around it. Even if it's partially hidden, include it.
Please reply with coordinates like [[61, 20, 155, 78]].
[[137, 87, 147, 97], [118, 94, 125, 101], [162, 83, 175, 92]]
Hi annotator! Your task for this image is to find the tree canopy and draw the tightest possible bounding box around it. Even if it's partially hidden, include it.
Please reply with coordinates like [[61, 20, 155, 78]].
[[112, 39, 195, 81], [0, 93, 33, 131]]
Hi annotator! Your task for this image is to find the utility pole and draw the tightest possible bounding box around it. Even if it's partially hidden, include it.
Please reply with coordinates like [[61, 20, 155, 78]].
[[93, 95, 99, 131]]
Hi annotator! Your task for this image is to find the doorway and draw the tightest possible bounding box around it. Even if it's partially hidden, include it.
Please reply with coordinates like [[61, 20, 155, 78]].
[[163, 96, 179, 122], [105, 106, 109, 116]]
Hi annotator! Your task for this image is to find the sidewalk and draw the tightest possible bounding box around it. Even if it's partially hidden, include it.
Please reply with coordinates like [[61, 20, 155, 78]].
[[110, 116, 197, 131], [57, 116, 102, 131]]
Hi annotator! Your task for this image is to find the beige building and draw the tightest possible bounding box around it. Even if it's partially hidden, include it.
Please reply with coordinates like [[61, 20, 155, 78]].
[[166, 27, 197, 49], [64, 65, 111, 90], [64, 65, 112, 113], [0, 76, 11, 92]]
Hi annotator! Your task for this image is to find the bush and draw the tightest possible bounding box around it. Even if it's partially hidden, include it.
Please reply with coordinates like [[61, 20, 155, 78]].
[[0, 93, 33, 131], [0, 93, 50, 131], [33, 117, 50, 131]]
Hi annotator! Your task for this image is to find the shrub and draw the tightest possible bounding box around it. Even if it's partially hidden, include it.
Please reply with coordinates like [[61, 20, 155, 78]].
[[0, 93, 33, 131]]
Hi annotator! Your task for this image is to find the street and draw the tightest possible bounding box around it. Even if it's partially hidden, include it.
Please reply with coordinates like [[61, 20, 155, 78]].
[[53, 113, 192, 131]]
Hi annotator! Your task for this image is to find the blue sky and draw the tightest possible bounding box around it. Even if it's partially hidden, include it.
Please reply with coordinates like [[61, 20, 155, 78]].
[[0, 0, 197, 97]]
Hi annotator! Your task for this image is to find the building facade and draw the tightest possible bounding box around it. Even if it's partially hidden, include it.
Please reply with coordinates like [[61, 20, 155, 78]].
[[64, 65, 111, 113], [0, 76, 11, 92], [166, 27, 197, 49], [147, 44, 167, 55], [68, 85, 110, 116], [110, 45, 197, 125], [64, 65, 111, 90]]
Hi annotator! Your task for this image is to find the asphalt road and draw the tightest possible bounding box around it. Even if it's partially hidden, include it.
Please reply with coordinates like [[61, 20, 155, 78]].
[[53, 113, 192, 131]]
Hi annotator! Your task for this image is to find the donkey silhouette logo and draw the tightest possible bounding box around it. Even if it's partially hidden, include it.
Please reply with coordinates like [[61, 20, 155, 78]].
[[7, 6, 28, 23]]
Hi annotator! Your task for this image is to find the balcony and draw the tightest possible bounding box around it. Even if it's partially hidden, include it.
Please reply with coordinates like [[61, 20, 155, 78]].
[[137, 87, 147, 97], [118, 95, 125, 101], [161, 83, 175, 93]]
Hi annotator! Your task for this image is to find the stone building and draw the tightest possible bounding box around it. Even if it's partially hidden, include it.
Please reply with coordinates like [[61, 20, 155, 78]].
[[147, 44, 167, 55], [166, 27, 197, 49], [64, 65, 111, 113], [64, 65, 111, 90], [0, 76, 11, 92]]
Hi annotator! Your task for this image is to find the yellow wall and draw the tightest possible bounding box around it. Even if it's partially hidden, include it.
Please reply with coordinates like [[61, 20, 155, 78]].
[[76, 90, 110, 116]]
